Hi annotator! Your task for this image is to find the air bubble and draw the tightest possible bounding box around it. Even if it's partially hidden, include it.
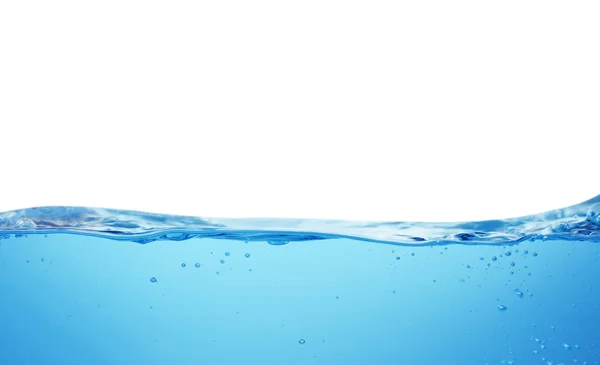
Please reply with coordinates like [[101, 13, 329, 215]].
[[225, 252, 230, 256], [181, 263, 186, 268], [532, 252, 538, 257], [515, 290, 524, 298], [395, 256, 400, 260], [245, 253, 251, 258], [195, 263, 201, 268], [150, 277, 158, 283], [220, 259, 225, 264], [299, 339, 306, 344], [510, 262, 515, 267], [466, 265, 471, 269], [505, 251, 512, 256], [492, 256, 497, 261], [563, 343, 572, 350], [497, 305, 507, 311], [411, 253, 415, 256], [268, 240, 289, 246]]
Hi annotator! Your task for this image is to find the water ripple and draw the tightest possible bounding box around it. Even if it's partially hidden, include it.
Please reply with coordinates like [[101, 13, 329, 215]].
[[0, 196, 598, 245]]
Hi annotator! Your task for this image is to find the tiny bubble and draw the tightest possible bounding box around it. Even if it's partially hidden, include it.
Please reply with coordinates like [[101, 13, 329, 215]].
[[466, 265, 471, 269], [299, 339, 306, 344], [220, 259, 225, 264], [195, 263, 201, 268], [505, 251, 512, 256], [395, 256, 400, 260], [150, 277, 158, 283], [532, 252, 538, 257], [40, 258, 45, 262], [510, 262, 515, 266], [245, 253, 250, 258], [26, 260, 30, 264], [492, 256, 497, 261], [181, 263, 186, 268], [225, 252, 230, 256], [411, 253, 415, 256], [563, 343, 572, 350], [524, 250, 529, 255], [392, 290, 396, 294], [497, 305, 507, 311], [479, 257, 484, 261]]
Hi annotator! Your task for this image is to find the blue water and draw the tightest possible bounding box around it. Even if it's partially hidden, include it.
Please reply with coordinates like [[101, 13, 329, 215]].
[[0, 197, 599, 364]]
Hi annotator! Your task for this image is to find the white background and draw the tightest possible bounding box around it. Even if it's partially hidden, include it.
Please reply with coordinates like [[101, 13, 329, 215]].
[[0, 0, 598, 222]]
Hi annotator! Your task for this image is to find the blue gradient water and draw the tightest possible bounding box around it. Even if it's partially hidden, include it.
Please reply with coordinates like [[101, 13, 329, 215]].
[[1, 196, 599, 364]]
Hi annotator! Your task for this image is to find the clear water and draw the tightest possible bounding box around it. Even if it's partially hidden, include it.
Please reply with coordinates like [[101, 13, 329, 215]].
[[0, 196, 599, 365]]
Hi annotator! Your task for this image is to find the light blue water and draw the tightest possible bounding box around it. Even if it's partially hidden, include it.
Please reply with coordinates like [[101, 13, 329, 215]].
[[0, 196, 599, 364]]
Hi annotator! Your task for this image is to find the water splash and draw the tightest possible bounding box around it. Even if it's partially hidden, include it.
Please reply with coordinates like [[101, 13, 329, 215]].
[[0, 195, 599, 245]]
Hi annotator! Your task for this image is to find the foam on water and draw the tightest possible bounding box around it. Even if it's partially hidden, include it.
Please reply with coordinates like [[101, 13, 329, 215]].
[[1, 195, 599, 245]]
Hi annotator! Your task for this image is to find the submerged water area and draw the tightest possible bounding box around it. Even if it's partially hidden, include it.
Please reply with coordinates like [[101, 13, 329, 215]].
[[0, 196, 599, 364], [0, 233, 598, 364]]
